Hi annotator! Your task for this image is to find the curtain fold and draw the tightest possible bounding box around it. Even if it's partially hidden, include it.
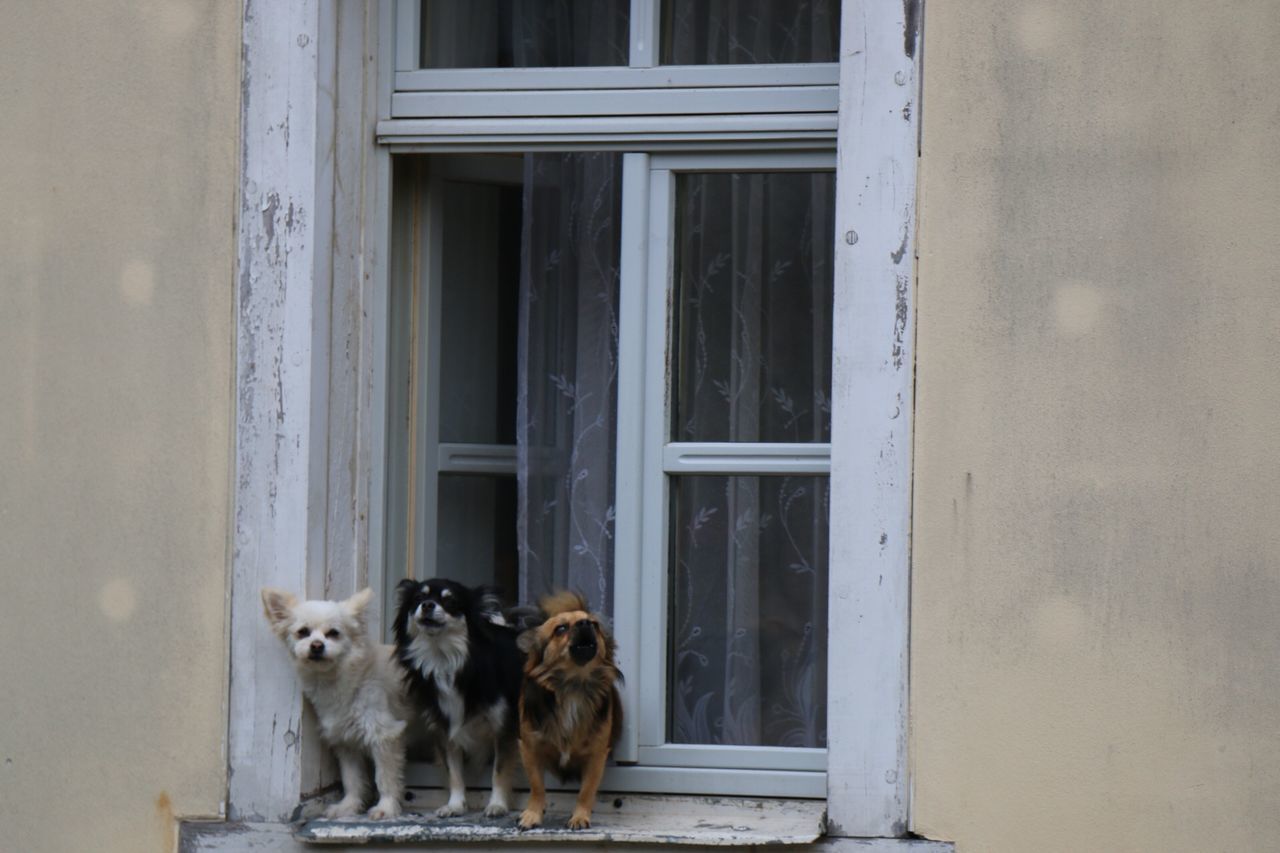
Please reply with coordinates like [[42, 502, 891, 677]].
[[516, 153, 622, 615]]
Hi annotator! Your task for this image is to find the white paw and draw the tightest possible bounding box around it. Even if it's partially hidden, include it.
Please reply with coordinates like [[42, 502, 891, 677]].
[[368, 798, 402, 820], [436, 800, 467, 818], [483, 801, 509, 818], [324, 798, 362, 819]]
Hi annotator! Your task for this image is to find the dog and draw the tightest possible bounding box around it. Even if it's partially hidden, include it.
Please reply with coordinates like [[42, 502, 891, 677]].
[[393, 577, 524, 817], [260, 587, 409, 820], [516, 591, 623, 830]]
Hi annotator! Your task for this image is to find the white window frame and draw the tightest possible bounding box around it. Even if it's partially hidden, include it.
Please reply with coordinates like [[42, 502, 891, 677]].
[[222, 0, 920, 841], [389, 150, 835, 799], [631, 151, 834, 783]]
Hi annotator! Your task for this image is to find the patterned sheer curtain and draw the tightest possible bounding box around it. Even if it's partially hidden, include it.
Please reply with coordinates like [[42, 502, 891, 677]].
[[669, 171, 834, 748], [510, 1, 836, 748], [516, 153, 622, 616]]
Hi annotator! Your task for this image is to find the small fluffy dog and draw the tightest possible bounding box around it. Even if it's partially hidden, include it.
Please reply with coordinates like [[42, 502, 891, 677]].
[[261, 587, 409, 820], [516, 591, 623, 830], [393, 578, 524, 817]]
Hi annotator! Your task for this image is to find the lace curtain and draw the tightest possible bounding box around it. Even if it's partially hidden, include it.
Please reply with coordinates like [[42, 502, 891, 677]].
[[507, 1, 836, 747], [516, 153, 622, 616], [667, 172, 834, 748]]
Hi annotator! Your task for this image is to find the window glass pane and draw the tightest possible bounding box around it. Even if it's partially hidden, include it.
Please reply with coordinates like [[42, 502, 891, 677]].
[[669, 475, 829, 748], [421, 0, 629, 68], [437, 474, 519, 595], [672, 171, 835, 443], [438, 179, 521, 445], [661, 0, 840, 65]]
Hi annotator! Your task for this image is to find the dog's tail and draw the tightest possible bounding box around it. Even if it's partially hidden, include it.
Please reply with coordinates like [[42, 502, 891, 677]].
[[476, 585, 512, 626]]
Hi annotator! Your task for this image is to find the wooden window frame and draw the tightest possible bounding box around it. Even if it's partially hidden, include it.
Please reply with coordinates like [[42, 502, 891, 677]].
[[225, 0, 920, 839]]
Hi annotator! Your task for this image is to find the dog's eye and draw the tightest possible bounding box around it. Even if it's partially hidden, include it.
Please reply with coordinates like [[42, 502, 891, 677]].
[[295, 628, 310, 639], [325, 629, 340, 639], [554, 624, 568, 636]]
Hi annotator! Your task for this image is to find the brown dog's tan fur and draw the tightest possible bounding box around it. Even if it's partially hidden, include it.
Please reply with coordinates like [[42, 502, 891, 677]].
[[516, 591, 622, 830]]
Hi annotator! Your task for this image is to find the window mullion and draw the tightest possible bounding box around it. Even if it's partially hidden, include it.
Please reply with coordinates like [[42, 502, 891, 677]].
[[637, 166, 675, 749], [613, 152, 653, 763], [394, 0, 420, 71], [663, 442, 832, 475], [630, 0, 661, 68]]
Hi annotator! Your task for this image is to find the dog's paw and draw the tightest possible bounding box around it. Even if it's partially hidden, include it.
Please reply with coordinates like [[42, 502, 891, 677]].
[[436, 800, 467, 818], [324, 798, 363, 819], [518, 808, 544, 829], [566, 808, 593, 830], [367, 797, 402, 820], [483, 801, 510, 818]]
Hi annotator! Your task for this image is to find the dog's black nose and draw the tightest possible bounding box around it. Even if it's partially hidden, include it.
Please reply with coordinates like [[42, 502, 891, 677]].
[[310, 640, 324, 652], [569, 622, 597, 664]]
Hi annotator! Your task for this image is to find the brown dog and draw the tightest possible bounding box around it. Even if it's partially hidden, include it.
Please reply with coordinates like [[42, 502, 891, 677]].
[[515, 591, 623, 830]]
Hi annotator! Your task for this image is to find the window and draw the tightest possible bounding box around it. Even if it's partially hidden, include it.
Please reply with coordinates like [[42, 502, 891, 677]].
[[380, 0, 840, 798], [226, 0, 917, 840]]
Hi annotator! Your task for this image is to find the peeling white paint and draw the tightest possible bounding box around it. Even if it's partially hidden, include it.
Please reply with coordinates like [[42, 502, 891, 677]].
[[825, 0, 920, 838]]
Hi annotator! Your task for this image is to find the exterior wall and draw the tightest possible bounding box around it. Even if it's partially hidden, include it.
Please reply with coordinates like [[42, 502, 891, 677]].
[[0, 2, 240, 852], [911, 2, 1280, 851]]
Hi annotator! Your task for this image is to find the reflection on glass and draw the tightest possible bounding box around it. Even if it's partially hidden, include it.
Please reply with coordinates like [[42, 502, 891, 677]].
[[673, 171, 835, 444], [437, 474, 518, 595], [662, 0, 840, 65], [438, 180, 521, 445], [421, 0, 629, 68], [669, 475, 829, 748]]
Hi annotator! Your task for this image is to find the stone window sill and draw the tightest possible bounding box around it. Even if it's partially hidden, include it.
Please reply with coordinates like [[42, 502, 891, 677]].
[[296, 792, 827, 846]]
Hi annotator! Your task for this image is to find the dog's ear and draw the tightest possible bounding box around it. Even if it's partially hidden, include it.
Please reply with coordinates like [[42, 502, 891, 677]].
[[517, 627, 542, 658], [602, 623, 618, 665], [261, 588, 297, 635], [395, 578, 419, 609], [342, 587, 374, 632]]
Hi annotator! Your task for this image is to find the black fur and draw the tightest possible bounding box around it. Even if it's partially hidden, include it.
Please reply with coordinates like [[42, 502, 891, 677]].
[[392, 578, 524, 740]]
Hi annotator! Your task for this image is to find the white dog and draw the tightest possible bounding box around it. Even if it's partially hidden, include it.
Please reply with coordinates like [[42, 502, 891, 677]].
[[261, 587, 410, 820]]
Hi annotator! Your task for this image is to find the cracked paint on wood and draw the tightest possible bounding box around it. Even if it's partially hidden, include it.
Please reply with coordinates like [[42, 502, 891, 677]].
[[230, 0, 322, 822], [825, 0, 920, 838]]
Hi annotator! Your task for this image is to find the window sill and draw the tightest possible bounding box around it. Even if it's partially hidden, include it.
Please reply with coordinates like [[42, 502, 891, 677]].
[[296, 792, 827, 846]]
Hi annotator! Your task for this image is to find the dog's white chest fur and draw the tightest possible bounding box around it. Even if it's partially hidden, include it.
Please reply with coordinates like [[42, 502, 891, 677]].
[[405, 625, 510, 751], [299, 646, 408, 749], [405, 627, 469, 733]]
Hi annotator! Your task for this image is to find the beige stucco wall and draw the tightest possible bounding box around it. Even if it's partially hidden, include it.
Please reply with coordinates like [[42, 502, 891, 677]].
[[912, 2, 1280, 851], [0, 2, 239, 852]]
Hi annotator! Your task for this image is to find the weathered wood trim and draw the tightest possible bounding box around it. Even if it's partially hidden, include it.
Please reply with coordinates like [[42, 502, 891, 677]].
[[824, 0, 921, 838], [229, 0, 323, 821], [230, 0, 389, 822], [229, 0, 922, 835]]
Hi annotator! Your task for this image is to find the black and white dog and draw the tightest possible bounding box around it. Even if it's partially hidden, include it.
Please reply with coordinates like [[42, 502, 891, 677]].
[[393, 578, 524, 817]]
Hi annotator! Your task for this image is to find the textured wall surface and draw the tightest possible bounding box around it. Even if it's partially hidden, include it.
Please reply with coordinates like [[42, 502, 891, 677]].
[[911, 1, 1280, 851], [0, 2, 239, 851]]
